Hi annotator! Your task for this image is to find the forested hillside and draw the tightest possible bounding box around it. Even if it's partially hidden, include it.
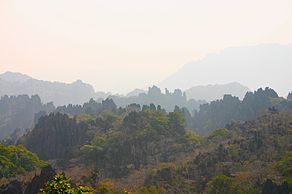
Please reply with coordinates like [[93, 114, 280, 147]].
[[1, 88, 292, 193], [144, 110, 292, 193], [189, 87, 284, 133]]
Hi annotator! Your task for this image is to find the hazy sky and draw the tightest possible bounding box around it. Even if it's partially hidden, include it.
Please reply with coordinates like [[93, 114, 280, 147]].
[[1, 0, 292, 93]]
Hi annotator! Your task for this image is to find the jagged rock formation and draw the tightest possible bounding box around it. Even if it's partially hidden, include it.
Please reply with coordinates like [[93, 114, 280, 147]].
[[19, 113, 91, 160], [55, 98, 117, 116], [288, 92, 292, 100], [111, 85, 205, 112], [0, 165, 56, 194], [0, 95, 54, 139]]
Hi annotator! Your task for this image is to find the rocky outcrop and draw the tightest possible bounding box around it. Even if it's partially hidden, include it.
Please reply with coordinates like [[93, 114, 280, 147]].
[[261, 179, 288, 194], [0, 165, 56, 194], [0, 180, 22, 194], [24, 165, 56, 194]]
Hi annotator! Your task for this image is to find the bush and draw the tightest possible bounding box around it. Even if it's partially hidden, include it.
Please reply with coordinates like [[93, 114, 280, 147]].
[[39, 174, 92, 194], [0, 144, 46, 178]]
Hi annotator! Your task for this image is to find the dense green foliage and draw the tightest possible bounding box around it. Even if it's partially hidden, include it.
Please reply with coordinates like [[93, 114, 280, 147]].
[[81, 108, 191, 178], [143, 109, 292, 193], [275, 153, 292, 192], [204, 174, 240, 194], [0, 144, 45, 178]]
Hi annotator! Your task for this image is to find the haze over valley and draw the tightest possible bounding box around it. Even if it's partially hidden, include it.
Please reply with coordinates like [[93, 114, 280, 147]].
[[1, 0, 292, 193]]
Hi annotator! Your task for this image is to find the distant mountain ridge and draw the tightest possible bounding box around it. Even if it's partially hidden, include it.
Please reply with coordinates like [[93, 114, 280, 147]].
[[0, 72, 107, 106], [0, 71, 251, 106], [0, 71, 32, 83], [124, 83, 249, 103], [126, 88, 146, 97], [185, 82, 249, 101], [158, 43, 292, 96]]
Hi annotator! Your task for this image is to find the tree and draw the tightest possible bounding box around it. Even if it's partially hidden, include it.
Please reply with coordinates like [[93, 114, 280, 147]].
[[0, 144, 46, 178], [168, 112, 185, 134], [204, 174, 241, 194]]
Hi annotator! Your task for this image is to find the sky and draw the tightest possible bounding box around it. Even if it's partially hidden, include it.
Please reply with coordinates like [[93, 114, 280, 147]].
[[1, 0, 292, 93]]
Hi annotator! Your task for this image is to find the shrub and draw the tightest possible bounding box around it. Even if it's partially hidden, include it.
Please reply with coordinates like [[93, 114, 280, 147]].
[[39, 174, 92, 194]]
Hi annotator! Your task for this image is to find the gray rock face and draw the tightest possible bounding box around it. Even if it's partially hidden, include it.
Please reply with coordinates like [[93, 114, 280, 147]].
[[0, 180, 22, 194], [0, 95, 55, 139], [0, 165, 56, 194]]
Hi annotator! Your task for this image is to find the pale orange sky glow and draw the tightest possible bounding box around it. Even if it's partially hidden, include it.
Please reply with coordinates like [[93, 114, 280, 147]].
[[1, 0, 292, 93]]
